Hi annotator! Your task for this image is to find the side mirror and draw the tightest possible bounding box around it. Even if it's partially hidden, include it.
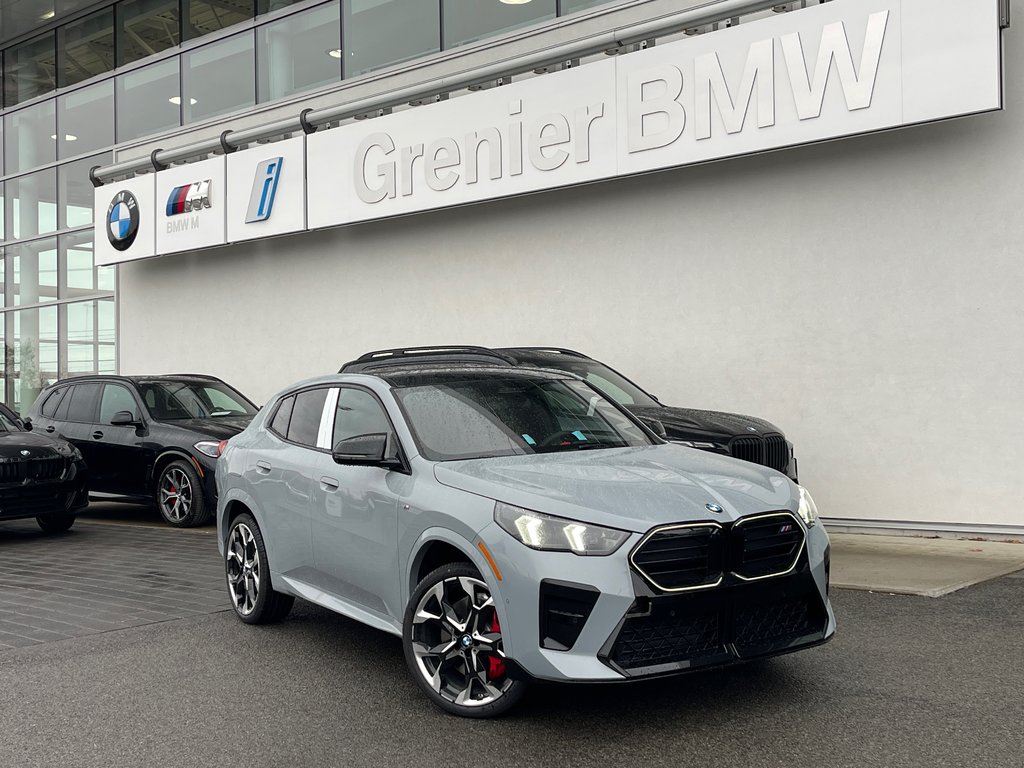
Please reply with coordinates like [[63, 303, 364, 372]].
[[110, 410, 140, 427], [639, 417, 667, 439], [21, 417, 32, 431], [332, 433, 400, 468]]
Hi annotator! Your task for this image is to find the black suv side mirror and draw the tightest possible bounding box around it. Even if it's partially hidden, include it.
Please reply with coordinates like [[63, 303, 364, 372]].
[[110, 410, 141, 427], [332, 433, 401, 469], [639, 417, 667, 439], [21, 417, 32, 431]]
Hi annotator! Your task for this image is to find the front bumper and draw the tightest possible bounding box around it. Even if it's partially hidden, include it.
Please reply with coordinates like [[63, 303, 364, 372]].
[[480, 520, 834, 682], [0, 461, 89, 522]]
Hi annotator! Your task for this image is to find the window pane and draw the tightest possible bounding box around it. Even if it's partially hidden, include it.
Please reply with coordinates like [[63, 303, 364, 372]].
[[3, 34, 57, 106], [0, 183, 5, 242], [183, 33, 255, 123], [333, 388, 390, 445], [0, 119, 4, 176], [10, 238, 59, 306], [62, 230, 115, 299], [60, 8, 115, 87], [118, 0, 182, 66], [100, 383, 140, 423], [269, 395, 294, 435], [5, 169, 58, 241], [186, 0, 254, 40], [287, 388, 328, 446], [0, 247, 4, 307], [116, 58, 182, 142], [344, 0, 440, 78], [64, 380, 101, 422], [57, 81, 115, 158], [59, 153, 113, 230], [442, 0, 555, 49], [561, 0, 615, 14], [257, 4, 341, 103], [4, 101, 57, 175], [257, 0, 305, 14], [12, 305, 59, 413], [65, 299, 116, 378]]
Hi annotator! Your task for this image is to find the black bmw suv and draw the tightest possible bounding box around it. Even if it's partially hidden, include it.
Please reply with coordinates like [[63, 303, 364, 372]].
[[341, 346, 798, 480], [25, 375, 258, 527], [0, 401, 89, 533]]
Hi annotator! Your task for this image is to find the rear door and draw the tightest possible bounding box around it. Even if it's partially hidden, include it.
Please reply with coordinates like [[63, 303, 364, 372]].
[[91, 383, 149, 495], [57, 383, 102, 471]]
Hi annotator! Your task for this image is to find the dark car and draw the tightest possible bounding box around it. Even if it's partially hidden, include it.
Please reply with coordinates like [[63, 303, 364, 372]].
[[25, 375, 258, 527], [340, 346, 797, 480], [0, 401, 89, 533]]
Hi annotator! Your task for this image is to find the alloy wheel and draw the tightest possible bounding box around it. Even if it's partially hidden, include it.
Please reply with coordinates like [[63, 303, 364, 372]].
[[410, 576, 512, 708], [226, 523, 261, 616], [159, 467, 193, 522]]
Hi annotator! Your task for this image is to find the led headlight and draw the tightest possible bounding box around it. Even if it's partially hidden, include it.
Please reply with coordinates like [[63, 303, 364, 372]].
[[797, 486, 819, 528], [194, 440, 222, 458], [494, 502, 629, 556], [56, 442, 83, 461], [675, 440, 718, 449]]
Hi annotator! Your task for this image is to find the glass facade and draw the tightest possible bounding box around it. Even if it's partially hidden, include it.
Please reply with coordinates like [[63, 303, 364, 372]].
[[0, 0, 619, 411]]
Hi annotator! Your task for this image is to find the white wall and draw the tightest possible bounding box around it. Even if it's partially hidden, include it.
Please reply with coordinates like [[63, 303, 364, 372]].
[[118, 19, 1023, 531]]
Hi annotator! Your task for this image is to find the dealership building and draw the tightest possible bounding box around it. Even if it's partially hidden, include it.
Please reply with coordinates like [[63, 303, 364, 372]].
[[0, 0, 1018, 537]]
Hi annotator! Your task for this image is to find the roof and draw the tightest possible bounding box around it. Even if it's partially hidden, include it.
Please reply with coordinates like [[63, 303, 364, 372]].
[[371, 365, 572, 388]]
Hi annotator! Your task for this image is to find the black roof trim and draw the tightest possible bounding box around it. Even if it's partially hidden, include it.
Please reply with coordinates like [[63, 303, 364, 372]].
[[341, 346, 518, 373]]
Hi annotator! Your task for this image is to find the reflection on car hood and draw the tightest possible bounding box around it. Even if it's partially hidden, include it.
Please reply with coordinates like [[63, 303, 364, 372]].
[[162, 415, 253, 440], [629, 405, 785, 442], [433, 444, 796, 533], [0, 430, 66, 459]]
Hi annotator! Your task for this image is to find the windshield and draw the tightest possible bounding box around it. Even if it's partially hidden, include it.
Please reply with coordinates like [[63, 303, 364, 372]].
[[136, 380, 257, 421], [394, 375, 655, 461], [0, 408, 18, 431], [532, 359, 660, 408]]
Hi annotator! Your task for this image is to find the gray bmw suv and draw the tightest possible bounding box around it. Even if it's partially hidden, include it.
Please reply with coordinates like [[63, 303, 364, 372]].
[[218, 367, 834, 717]]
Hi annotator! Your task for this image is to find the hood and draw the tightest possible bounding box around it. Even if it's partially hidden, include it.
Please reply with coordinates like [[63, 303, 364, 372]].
[[433, 444, 796, 533], [160, 415, 253, 440], [0, 430, 67, 459], [629, 405, 785, 443]]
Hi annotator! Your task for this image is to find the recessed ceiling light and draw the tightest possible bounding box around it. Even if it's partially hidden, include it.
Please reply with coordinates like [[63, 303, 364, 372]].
[[500, 0, 533, 4], [41, 10, 55, 19], [168, 96, 198, 105], [326, 48, 342, 59], [49, 134, 77, 141]]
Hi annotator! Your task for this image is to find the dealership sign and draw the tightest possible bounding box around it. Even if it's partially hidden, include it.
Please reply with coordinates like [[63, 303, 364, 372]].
[[95, 0, 1003, 265]]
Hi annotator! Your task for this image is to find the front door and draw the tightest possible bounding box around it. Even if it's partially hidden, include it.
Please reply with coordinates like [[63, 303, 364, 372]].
[[310, 387, 401, 620]]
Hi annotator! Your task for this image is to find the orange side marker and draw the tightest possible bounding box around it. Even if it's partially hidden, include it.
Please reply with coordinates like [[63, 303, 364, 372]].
[[477, 542, 503, 582]]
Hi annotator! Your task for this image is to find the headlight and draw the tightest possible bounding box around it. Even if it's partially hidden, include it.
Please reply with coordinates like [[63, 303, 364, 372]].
[[675, 440, 718, 449], [56, 443, 83, 461], [797, 486, 819, 528], [194, 440, 222, 458], [494, 502, 629, 556]]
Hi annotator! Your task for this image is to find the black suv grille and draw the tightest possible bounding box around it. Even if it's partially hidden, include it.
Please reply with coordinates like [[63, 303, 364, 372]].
[[631, 512, 805, 592], [0, 456, 67, 485], [729, 433, 788, 473], [611, 608, 722, 669], [630, 525, 723, 591], [731, 514, 805, 580]]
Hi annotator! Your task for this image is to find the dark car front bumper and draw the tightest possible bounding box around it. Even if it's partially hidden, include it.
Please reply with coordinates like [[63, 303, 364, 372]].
[[0, 461, 89, 522]]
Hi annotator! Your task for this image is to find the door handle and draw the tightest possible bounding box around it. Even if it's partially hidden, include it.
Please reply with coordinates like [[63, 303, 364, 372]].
[[45, 426, 55, 433], [255, 460, 272, 474], [92, 431, 104, 440], [320, 476, 340, 491]]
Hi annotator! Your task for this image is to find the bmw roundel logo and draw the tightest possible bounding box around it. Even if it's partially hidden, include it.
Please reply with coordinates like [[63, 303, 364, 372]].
[[106, 190, 140, 252], [705, 503, 723, 514], [20, 450, 31, 457], [746, 426, 758, 433]]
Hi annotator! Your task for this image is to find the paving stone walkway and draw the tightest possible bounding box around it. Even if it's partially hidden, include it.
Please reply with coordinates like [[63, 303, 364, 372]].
[[0, 520, 228, 649]]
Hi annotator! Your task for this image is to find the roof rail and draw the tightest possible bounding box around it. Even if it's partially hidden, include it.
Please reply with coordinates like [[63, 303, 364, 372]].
[[341, 346, 518, 373], [501, 347, 590, 359]]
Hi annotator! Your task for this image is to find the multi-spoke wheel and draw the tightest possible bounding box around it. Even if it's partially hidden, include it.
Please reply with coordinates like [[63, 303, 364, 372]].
[[403, 563, 527, 717], [225, 513, 293, 625], [155, 459, 208, 527]]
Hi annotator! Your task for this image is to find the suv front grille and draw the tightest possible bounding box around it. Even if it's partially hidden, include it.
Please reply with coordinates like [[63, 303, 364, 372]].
[[629, 525, 724, 591], [0, 456, 67, 485], [611, 608, 722, 669], [631, 512, 805, 592], [729, 433, 788, 473], [733, 596, 821, 653]]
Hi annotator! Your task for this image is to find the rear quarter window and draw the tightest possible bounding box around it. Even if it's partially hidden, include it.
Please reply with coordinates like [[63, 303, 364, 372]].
[[268, 395, 295, 437], [40, 387, 68, 418]]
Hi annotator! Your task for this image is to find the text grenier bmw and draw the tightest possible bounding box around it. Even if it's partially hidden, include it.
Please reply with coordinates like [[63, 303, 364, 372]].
[[0, 3, 1017, 531]]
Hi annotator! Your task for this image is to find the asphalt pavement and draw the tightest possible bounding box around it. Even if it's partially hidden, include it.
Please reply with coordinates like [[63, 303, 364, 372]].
[[0, 513, 1021, 768]]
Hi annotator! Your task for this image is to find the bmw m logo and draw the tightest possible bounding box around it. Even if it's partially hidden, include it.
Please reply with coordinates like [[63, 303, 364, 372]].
[[106, 190, 139, 251], [166, 180, 212, 216], [705, 503, 723, 514]]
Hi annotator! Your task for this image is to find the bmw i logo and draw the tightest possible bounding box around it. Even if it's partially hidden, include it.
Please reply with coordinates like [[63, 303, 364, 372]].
[[106, 190, 140, 251], [705, 503, 723, 514]]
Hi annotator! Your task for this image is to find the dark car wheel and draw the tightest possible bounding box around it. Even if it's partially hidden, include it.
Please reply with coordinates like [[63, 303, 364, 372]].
[[403, 563, 527, 718], [36, 514, 75, 534], [156, 459, 208, 527], [226, 513, 294, 624]]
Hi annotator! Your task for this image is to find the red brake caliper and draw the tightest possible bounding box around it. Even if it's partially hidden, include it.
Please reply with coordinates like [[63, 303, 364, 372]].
[[487, 612, 506, 681]]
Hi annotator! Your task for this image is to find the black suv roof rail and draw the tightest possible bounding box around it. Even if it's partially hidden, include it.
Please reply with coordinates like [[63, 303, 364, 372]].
[[499, 347, 591, 359], [155, 373, 224, 381], [341, 346, 518, 373]]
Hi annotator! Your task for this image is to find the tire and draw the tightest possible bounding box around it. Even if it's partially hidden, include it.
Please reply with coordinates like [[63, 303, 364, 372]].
[[403, 563, 527, 718], [36, 514, 75, 534], [225, 513, 294, 625], [155, 459, 208, 527]]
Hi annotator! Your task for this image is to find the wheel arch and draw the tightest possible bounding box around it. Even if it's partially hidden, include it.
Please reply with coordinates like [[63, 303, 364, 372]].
[[406, 529, 499, 609], [216, 487, 267, 555], [151, 449, 203, 491]]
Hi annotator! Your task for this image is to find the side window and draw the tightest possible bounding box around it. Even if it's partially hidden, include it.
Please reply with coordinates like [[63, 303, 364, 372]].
[[268, 395, 295, 437], [65, 383, 102, 423], [99, 384, 140, 424], [286, 389, 329, 447], [40, 387, 68, 418], [333, 388, 391, 447]]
